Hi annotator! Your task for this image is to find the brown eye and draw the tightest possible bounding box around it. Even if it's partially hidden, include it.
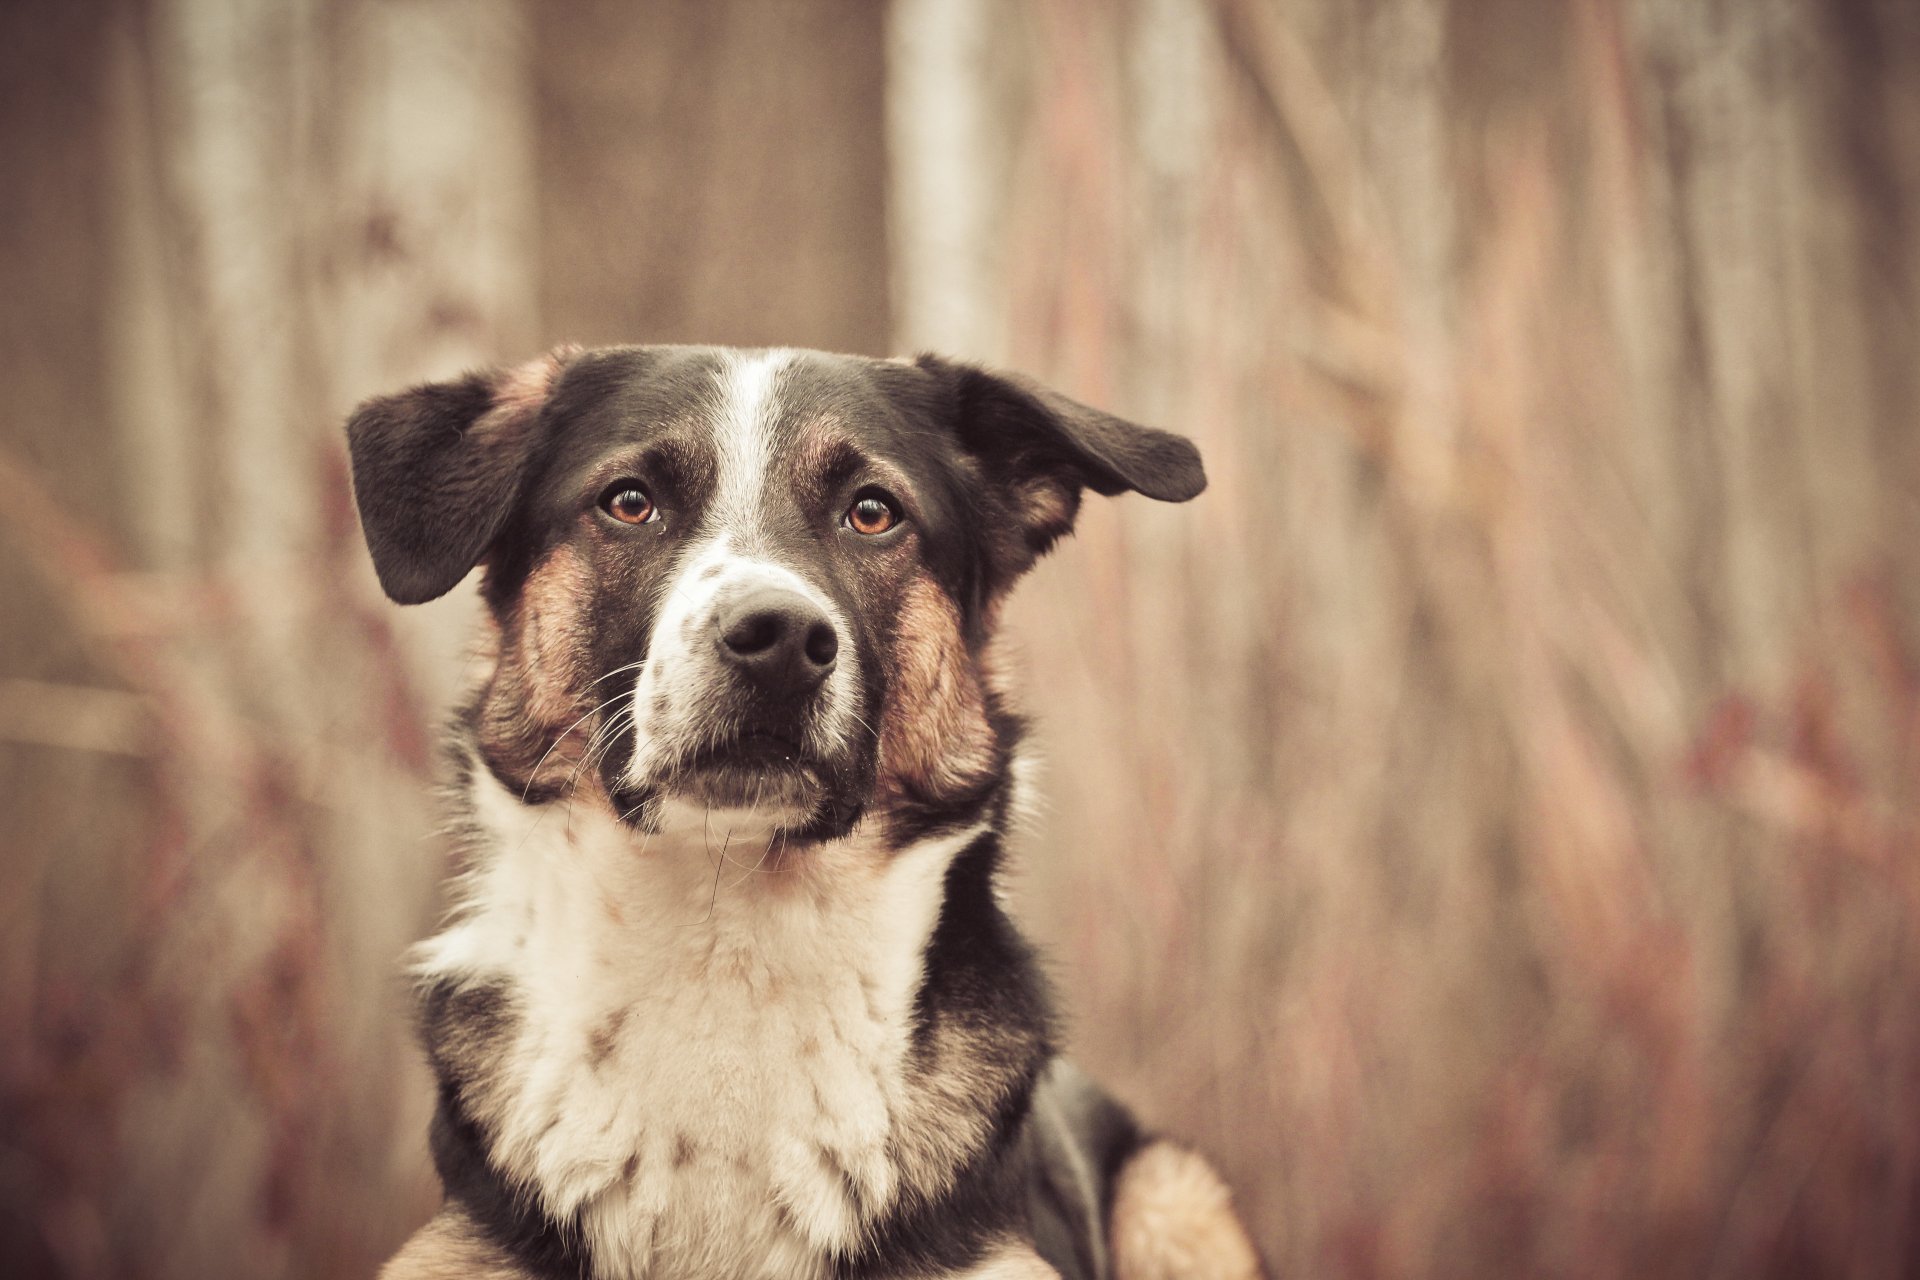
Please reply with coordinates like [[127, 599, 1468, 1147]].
[[599, 482, 656, 525], [844, 491, 900, 536]]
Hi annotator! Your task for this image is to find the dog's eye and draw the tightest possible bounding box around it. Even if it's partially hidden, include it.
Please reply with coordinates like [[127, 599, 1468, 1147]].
[[599, 482, 657, 525], [844, 490, 901, 536]]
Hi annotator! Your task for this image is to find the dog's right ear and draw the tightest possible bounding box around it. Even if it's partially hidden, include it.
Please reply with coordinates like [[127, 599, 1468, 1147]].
[[345, 348, 575, 605]]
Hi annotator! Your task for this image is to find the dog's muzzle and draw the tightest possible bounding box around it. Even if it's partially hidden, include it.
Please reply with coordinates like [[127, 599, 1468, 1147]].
[[615, 553, 866, 831]]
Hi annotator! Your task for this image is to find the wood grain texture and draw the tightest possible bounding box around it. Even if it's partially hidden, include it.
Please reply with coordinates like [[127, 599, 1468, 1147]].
[[533, 0, 890, 353]]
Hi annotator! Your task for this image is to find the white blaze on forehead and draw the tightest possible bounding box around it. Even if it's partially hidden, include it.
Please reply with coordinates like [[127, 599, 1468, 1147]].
[[711, 348, 795, 537], [619, 349, 862, 805]]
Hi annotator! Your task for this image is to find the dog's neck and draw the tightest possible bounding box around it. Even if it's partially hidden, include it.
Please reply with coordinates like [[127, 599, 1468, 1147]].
[[414, 749, 1048, 1279]]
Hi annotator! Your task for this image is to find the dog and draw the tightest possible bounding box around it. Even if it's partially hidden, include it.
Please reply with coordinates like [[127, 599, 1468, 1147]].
[[347, 345, 1265, 1279]]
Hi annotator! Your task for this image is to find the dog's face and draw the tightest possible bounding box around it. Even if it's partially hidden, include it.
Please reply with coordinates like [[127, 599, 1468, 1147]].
[[347, 346, 1203, 846]]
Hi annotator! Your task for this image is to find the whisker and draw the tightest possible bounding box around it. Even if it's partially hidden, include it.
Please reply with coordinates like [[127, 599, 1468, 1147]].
[[562, 705, 637, 837], [584, 659, 648, 690], [521, 685, 640, 805], [698, 807, 733, 926]]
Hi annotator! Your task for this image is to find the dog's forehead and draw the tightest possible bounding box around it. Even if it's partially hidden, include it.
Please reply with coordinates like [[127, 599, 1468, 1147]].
[[554, 345, 912, 466]]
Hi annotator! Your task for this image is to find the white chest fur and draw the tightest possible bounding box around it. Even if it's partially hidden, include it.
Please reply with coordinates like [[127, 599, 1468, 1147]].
[[416, 774, 980, 1280]]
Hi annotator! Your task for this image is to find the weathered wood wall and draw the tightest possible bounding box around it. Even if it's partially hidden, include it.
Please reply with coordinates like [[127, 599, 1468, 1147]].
[[890, 0, 1920, 1274], [534, 0, 891, 352]]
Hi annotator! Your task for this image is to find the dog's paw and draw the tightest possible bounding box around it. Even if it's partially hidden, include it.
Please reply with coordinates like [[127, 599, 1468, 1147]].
[[1109, 1140, 1267, 1280]]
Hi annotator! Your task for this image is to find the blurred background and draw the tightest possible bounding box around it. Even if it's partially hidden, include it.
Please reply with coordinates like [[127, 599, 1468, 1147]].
[[4, 0, 1919, 1275]]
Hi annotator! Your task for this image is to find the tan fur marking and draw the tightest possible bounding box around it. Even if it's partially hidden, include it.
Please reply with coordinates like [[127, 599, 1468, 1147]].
[[382, 1209, 531, 1279], [513, 542, 595, 727], [877, 575, 995, 807], [959, 1241, 1064, 1278], [586, 1006, 629, 1068], [467, 347, 598, 790], [1014, 476, 1077, 548], [789, 418, 854, 479], [789, 419, 915, 513], [480, 344, 579, 433], [478, 543, 597, 789], [1109, 1141, 1266, 1280]]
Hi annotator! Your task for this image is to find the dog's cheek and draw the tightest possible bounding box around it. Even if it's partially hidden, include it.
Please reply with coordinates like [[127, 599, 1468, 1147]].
[[477, 543, 596, 787], [875, 575, 996, 804], [520, 544, 599, 724]]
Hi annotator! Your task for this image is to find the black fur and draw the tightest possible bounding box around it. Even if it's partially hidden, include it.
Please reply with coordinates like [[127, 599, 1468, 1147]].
[[917, 355, 1206, 505], [1026, 1065, 1148, 1280], [834, 835, 1056, 1278], [347, 369, 542, 605]]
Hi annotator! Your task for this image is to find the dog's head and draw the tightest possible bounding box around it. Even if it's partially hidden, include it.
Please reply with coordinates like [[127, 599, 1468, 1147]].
[[346, 346, 1203, 845]]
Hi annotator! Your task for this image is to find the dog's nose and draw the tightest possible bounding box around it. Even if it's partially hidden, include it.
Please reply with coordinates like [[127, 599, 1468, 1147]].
[[715, 588, 839, 696]]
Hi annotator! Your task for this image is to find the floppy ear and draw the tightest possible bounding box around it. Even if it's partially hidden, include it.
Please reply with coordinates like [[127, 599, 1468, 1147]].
[[914, 354, 1206, 572], [345, 348, 575, 605]]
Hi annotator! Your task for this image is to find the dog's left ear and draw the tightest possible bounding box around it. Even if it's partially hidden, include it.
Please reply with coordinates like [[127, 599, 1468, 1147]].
[[345, 347, 575, 605], [912, 354, 1206, 576]]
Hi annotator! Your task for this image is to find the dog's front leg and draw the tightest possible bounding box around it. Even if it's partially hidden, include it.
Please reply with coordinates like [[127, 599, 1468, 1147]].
[[949, 1242, 1063, 1279], [380, 1209, 537, 1280]]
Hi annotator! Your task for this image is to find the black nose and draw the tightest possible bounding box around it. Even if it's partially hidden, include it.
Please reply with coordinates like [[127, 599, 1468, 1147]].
[[715, 588, 839, 696]]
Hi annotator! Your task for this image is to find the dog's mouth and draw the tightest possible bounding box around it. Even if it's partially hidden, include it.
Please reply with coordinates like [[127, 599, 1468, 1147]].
[[655, 728, 828, 813], [609, 698, 872, 840], [693, 729, 808, 770]]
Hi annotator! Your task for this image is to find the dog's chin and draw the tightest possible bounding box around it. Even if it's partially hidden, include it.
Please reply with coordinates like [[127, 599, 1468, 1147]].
[[672, 758, 821, 817], [620, 733, 863, 838]]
